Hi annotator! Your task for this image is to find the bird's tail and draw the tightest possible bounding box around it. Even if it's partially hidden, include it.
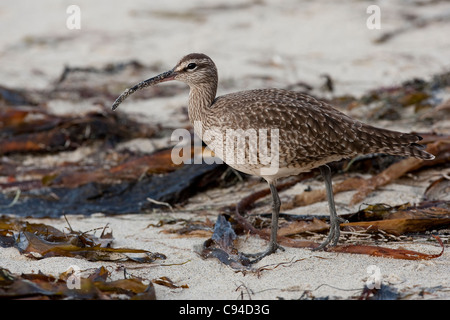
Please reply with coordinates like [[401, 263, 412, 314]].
[[357, 125, 435, 160]]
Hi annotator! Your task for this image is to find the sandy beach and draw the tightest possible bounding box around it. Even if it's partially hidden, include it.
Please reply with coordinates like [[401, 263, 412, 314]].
[[0, 0, 449, 300]]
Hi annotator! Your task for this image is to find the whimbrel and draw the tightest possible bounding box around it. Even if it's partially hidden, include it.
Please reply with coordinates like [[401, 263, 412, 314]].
[[112, 53, 434, 262]]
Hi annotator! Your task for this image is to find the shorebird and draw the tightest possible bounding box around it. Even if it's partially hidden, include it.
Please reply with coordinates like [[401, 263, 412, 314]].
[[112, 53, 434, 262]]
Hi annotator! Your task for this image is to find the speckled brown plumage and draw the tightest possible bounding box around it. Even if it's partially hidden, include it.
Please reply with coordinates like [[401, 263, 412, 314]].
[[163, 54, 433, 181], [112, 53, 434, 261], [205, 89, 432, 167]]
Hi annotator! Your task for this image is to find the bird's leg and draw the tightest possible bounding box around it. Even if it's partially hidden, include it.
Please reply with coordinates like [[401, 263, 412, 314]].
[[244, 182, 284, 263], [267, 182, 284, 254], [313, 165, 347, 251]]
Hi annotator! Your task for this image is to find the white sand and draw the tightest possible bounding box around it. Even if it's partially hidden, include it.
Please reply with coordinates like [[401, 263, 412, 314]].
[[0, 0, 449, 299]]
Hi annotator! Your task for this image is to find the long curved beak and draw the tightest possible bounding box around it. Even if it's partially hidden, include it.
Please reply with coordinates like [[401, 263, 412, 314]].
[[111, 69, 176, 111]]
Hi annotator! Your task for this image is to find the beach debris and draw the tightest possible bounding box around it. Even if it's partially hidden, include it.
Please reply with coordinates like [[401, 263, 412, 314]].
[[0, 60, 232, 217], [0, 215, 166, 262], [159, 217, 214, 238], [233, 184, 447, 260], [198, 202, 445, 268], [252, 258, 306, 278], [1, 65, 448, 219], [341, 201, 450, 236], [0, 76, 232, 217], [329, 235, 444, 260], [0, 85, 38, 106], [328, 71, 450, 121], [0, 159, 227, 217], [358, 284, 400, 300], [0, 107, 156, 155], [424, 176, 450, 201], [0, 60, 448, 268], [56, 60, 145, 85], [0, 266, 156, 300], [152, 276, 188, 289], [348, 139, 450, 206], [200, 214, 251, 269], [374, 12, 450, 45]]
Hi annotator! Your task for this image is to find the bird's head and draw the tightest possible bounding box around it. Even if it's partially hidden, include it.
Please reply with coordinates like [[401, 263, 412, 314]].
[[111, 53, 217, 111], [171, 53, 217, 86]]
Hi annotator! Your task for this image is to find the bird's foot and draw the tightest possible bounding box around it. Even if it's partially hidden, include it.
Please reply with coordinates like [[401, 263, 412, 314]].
[[313, 216, 347, 251], [243, 242, 285, 264]]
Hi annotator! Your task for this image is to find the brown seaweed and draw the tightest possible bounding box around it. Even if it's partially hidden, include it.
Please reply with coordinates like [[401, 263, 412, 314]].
[[0, 215, 166, 262], [0, 266, 156, 300]]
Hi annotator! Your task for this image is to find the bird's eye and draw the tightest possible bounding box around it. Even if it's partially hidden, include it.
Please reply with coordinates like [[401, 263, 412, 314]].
[[186, 63, 197, 70]]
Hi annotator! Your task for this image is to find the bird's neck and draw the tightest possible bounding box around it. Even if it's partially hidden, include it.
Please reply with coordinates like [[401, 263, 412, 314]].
[[187, 82, 217, 124]]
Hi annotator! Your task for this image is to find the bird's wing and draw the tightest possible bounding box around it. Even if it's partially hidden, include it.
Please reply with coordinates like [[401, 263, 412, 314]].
[[209, 89, 430, 163]]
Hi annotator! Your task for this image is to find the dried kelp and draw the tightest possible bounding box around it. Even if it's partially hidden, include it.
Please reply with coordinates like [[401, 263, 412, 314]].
[[0, 215, 166, 262], [232, 182, 447, 261], [152, 276, 188, 289], [234, 174, 314, 236], [0, 94, 231, 217], [425, 176, 450, 201], [326, 71, 450, 133], [160, 217, 214, 238], [342, 201, 450, 235], [16, 231, 165, 262], [200, 202, 445, 267], [0, 62, 227, 217], [0, 108, 156, 155], [0, 266, 156, 300], [0, 86, 38, 106], [0, 161, 228, 217], [0, 107, 230, 217], [349, 139, 450, 206], [331, 235, 444, 260]]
